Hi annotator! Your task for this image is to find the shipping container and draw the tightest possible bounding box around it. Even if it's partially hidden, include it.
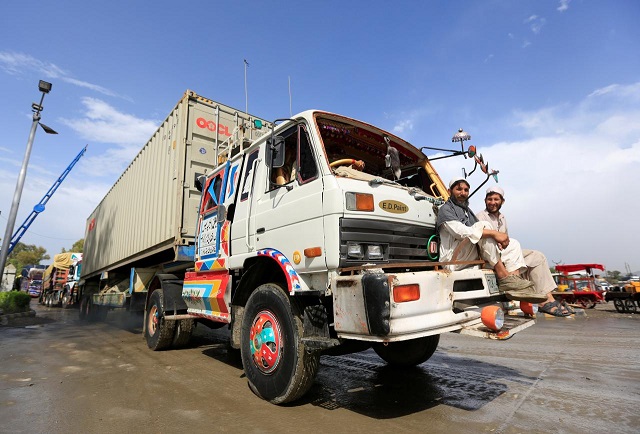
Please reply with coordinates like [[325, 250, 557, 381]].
[[82, 90, 270, 280]]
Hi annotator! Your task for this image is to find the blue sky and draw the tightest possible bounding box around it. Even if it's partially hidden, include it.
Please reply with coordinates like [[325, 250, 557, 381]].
[[1, 0, 639, 273]]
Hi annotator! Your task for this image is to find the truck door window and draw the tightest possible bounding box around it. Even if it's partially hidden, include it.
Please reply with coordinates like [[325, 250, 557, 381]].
[[201, 174, 223, 215], [241, 150, 259, 202], [269, 124, 317, 187], [270, 125, 298, 187], [299, 125, 318, 183]]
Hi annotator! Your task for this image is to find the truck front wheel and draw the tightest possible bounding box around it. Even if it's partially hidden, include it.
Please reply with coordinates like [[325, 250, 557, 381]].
[[145, 289, 175, 351], [240, 283, 320, 404], [373, 335, 440, 367]]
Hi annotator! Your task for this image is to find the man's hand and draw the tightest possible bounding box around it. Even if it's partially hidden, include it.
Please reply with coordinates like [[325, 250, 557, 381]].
[[493, 231, 510, 250], [482, 229, 510, 250]]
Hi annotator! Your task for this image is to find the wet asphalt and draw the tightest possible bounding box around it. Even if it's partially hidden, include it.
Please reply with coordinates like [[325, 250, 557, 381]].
[[1, 300, 638, 433]]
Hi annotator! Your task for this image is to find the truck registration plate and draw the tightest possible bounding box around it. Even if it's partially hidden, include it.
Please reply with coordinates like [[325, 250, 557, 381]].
[[485, 273, 499, 294]]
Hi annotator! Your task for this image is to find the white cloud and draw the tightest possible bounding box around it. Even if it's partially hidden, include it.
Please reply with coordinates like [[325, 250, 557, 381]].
[[557, 0, 571, 12], [393, 118, 414, 135], [60, 97, 158, 145], [0, 51, 127, 99], [524, 15, 546, 35]]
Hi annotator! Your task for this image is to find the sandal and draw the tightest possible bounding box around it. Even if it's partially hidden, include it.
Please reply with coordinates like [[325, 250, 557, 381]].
[[538, 300, 570, 317], [560, 300, 575, 315]]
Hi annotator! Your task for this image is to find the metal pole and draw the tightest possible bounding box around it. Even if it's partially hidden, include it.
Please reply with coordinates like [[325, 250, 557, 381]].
[[0, 110, 42, 287], [244, 59, 249, 114]]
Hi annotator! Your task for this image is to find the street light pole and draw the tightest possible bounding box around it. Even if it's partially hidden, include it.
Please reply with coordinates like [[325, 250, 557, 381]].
[[0, 81, 56, 288]]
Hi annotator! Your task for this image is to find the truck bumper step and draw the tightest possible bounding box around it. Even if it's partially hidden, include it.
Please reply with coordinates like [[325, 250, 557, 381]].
[[453, 315, 536, 340]]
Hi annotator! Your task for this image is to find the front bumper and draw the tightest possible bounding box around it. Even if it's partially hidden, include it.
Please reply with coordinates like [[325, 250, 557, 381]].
[[332, 267, 504, 342]]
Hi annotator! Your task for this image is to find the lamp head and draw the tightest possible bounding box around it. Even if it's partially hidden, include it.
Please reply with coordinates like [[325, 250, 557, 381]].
[[38, 80, 52, 94]]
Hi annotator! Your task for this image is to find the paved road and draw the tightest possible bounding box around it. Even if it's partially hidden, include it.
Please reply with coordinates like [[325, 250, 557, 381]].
[[1, 301, 638, 434]]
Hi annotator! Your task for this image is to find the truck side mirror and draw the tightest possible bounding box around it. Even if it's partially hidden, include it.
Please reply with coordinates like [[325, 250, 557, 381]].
[[267, 135, 286, 169], [195, 174, 207, 192]]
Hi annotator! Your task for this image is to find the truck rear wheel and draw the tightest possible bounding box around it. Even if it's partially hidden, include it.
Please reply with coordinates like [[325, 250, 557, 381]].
[[172, 319, 195, 348], [240, 283, 320, 404], [145, 289, 175, 351], [373, 335, 440, 367]]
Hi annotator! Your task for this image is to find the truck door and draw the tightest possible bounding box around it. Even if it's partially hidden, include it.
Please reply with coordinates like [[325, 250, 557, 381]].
[[252, 123, 327, 277], [195, 161, 239, 268]]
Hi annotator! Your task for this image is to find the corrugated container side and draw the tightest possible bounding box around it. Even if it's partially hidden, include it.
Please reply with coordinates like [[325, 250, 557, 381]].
[[83, 90, 270, 278]]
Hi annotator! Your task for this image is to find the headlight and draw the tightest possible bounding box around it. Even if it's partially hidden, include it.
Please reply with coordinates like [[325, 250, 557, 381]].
[[366, 245, 384, 260], [347, 242, 364, 259], [346, 243, 387, 261]]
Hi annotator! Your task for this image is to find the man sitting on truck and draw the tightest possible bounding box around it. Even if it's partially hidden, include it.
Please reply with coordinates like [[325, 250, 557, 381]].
[[436, 177, 547, 303], [476, 186, 571, 316]]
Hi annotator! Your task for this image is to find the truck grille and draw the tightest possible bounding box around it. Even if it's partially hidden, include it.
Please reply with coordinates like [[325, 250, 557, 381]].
[[339, 218, 436, 267]]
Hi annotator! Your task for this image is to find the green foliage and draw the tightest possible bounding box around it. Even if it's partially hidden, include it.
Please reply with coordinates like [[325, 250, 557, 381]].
[[0, 291, 32, 314], [606, 270, 622, 283], [7, 242, 50, 274], [61, 239, 84, 254]]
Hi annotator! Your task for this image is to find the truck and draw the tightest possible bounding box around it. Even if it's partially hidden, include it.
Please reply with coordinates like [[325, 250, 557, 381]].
[[79, 90, 536, 404], [25, 267, 44, 297], [41, 252, 82, 307]]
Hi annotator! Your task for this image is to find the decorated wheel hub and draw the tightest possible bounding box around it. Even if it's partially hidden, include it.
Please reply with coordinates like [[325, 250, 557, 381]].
[[148, 305, 158, 335], [249, 310, 282, 374]]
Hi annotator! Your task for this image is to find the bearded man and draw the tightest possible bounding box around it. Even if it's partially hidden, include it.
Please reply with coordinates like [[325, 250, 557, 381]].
[[477, 186, 571, 316]]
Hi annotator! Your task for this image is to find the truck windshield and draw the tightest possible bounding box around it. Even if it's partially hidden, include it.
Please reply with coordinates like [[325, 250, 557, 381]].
[[316, 115, 435, 194]]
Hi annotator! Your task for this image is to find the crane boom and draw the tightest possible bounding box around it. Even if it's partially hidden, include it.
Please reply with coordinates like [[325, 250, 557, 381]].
[[6, 145, 87, 255]]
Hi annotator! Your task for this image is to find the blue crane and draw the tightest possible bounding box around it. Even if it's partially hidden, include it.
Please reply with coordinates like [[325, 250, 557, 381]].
[[5, 145, 87, 255]]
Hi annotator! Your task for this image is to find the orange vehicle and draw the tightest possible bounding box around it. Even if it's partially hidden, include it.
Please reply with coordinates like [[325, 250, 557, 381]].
[[552, 264, 606, 309]]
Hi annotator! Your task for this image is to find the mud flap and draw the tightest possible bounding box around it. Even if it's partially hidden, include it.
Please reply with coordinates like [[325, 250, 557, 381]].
[[453, 315, 536, 340]]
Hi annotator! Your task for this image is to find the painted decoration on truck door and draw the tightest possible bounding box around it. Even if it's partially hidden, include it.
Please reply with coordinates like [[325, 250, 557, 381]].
[[196, 220, 229, 271], [257, 249, 302, 294], [198, 213, 219, 259], [196, 160, 242, 264]]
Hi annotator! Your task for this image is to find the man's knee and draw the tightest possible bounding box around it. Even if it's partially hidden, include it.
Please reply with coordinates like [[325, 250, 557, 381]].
[[523, 249, 548, 268]]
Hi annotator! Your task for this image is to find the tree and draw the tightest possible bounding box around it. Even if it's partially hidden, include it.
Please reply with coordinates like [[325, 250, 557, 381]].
[[61, 239, 84, 253], [606, 270, 621, 283], [7, 242, 50, 275]]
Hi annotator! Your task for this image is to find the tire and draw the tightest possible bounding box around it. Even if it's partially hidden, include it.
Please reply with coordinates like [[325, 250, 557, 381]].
[[79, 296, 104, 322], [613, 298, 625, 313], [172, 319, 195, 348], [79, 296, 89, 321], [373, 335, 440, 367], [145, 290, 175, 351], [576, 297, 595, 310], [624, 299, 637, 313], [53, 292, 62, 308], [240, 283, 320, 404], [62, 293, 72, 308]]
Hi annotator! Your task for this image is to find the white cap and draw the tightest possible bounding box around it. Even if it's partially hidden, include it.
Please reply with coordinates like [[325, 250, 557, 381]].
[[486, 185, 505, 198], [449, 176, 470, 189]]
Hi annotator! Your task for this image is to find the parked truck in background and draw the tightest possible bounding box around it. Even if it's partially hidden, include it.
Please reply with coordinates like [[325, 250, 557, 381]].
[[80, 90, 536, 404], [41, 252, 82, 307], [18, 266, 45, 297]]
